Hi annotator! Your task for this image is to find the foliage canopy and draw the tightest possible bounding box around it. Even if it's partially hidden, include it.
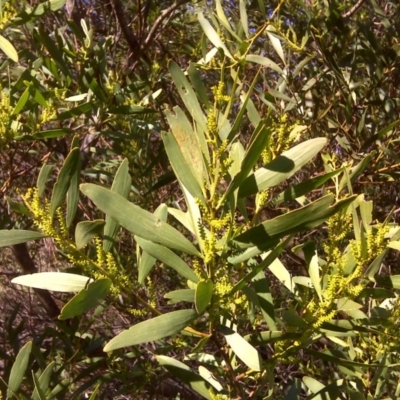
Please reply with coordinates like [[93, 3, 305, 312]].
[[1, 0, 400, 398]]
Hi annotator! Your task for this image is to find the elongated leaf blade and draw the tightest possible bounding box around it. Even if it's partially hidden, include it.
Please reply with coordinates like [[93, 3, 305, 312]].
[[59, 279, 111, 319], [195, 280, 213, 314], [135, 237, 198, 283], [169, 62, 209, 158], [235, 195, 356, 248], [50, 147, 80, 217], [32, 362, 55, 400], [37, 164, 54, 197], [273, 169, 343, 205], [303, 242, 322, 301], [239, 138, 327, 198], [266, 26, 285, 64], [103, 159, 131, 252], [165, 289, 195, 304], [80, 184, 199, 255], [66, 138, 81, 228], [198, 12, 233, 59], [166, 106, 205, 189], [220, 326, 261, 371], [157, 356, 212, 400], [0, 230, 45, 247], [0, 34, 18, 62], [75, 220, 105, 249], [245, 54, 283, 74], [162, 131, 205, 202], [104, 309, 197, 351], [7, 341, 32, 398], [138, 204, 168, 283], [12, 272, 92, 292], [221, 122, 270, 203]]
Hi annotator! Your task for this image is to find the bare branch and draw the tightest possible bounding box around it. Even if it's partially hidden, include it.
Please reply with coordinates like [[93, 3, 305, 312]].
[[143, 0, 188, 50], [341, 0, 367, 18]]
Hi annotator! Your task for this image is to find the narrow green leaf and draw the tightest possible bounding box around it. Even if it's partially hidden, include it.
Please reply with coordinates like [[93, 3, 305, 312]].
[[31, 372, 46, 400], [0, 34, 18, 62], [220, 122, 270, 205], [245, 54, 283, 74], [12, 83, 32, 115], [135, 237, 199, 283], [138, 204, 167, 283], [307, 379, 344, 400], [198, 366, 223, 392], [36, 26, 69, 76], [169, 62, 209, 158], [239, 0, 249, 37], [32, 362, 55, 400], [15, 128, 75, 140], [269, 256, 294, 292], [198, 12, 233, 59], [235, 195, 356, 248], [0, 230, 45, 247], [104, 309, 197, 351], [337, 298, 363, 312], [7, 341, 32, 399], [12, 272, 92, 292], [230, 237, 291, 295], [272, 169, 343, 205], [266, 26, 285, 64], [26, 0, 66, 15], [220, 326, 261, 371], [107, 105, 154, 114], [303, 242, 322, 301], [59, 279, 111, 320], [227, 70, 261, 142], [303, 376, 325, 394], [268, 89, 295, 103], [304, 348, 378, 368], [57, 102, 93, 120], [50, 147, 80, 217], [187, 62, 211, 109], [195, 280, 213, 314], [251, 271, 277, 330], [165, 107, 205, 189], [245, 331, 301, 345], [64, 93, 88, 102], [338, 153, 373, 192], [75, 220, 105, 249], [37, 164, 53, 197], [164, 289, 195, 304], [215, 0, 241, 41], [66, 139, 81, 228], [182, 185, 209, 254], [239, 138, 327, 198], [157, 356, 212, 400], [360, 197, 373, 231], [162, 131, 206, 202], [6, 197, 30, 216], [103, 159, 131, 252], [80, 184, 200, 256]]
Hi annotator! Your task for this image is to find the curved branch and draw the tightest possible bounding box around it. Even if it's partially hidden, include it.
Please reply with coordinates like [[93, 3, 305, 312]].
[[143, 0, 188, 50], [111, 0, 142, 63], [341, 0, 367, 18]]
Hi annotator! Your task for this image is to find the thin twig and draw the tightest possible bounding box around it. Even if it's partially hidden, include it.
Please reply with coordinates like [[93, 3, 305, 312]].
[[143, 0, 188, 50], [341, 0, 367, 19]]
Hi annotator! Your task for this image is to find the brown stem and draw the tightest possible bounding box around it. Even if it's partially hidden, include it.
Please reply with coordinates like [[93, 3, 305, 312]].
[[211, 332, 244, 397], [143, 0, 188, 50], [341, 0, 367, 19]]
